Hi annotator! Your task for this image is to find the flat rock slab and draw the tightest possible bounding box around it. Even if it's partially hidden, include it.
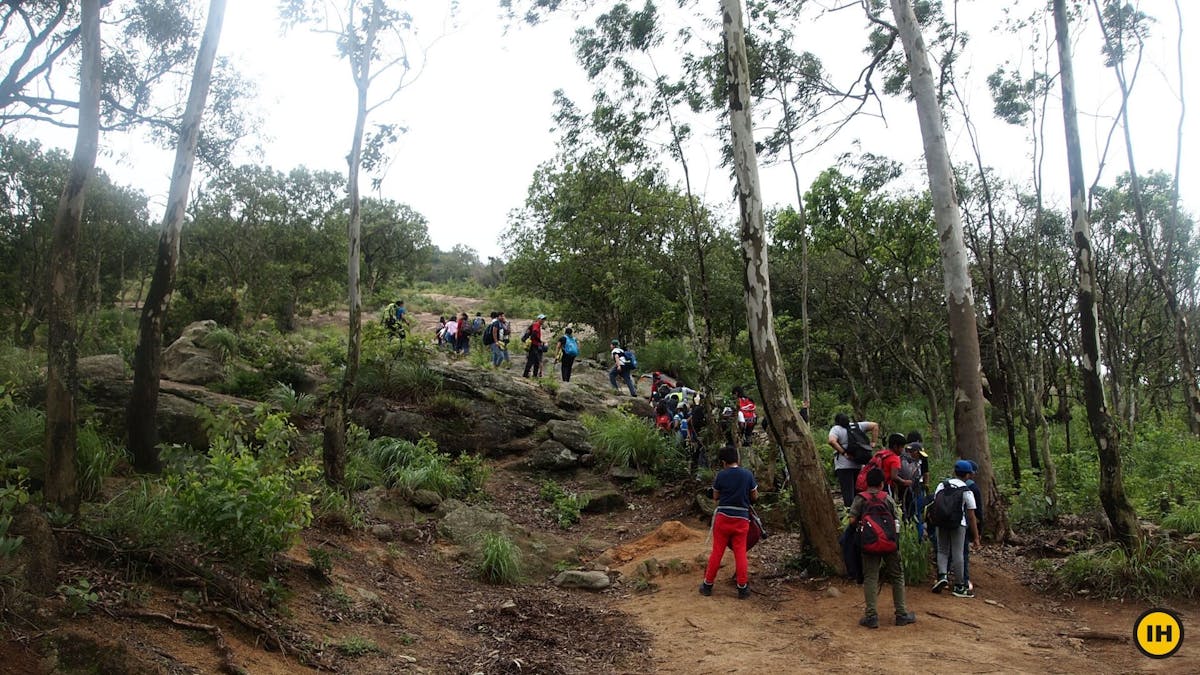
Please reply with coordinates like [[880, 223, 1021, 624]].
[[553, 570, 611, 591]]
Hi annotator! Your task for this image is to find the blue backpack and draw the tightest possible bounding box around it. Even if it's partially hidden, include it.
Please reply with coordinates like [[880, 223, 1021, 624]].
[[563, 335, 579, 356], [623, 349, 638, 369]]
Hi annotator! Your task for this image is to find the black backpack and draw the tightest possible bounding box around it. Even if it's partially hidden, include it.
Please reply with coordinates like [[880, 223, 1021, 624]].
[[926, 480, 967, 528], [845, 422, 873, 465], [482, 320, 497, 346]]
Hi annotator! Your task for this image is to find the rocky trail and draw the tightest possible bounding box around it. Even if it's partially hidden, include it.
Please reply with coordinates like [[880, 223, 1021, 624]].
[[5, 312, 1198, 674]]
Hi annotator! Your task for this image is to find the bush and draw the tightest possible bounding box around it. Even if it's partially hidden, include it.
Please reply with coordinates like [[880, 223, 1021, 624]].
[[77, 422, 126, 501], [200, 327, 238, 364], [212, 368, 271, 399], [363, 436, 483, 500], [0, 346, 42, 399], [897, 523, 931, 586], [538, 480, 581, 528], [0, 405, 123, 500], [355, 360, 442, 401], [583, 410, 682, 473], [78, 307, 139, 358], [1049, 538, 1200, 602], [475, 532, 522, 584], [267, 382, 317, 417], [1162, 502, 1200, 535]]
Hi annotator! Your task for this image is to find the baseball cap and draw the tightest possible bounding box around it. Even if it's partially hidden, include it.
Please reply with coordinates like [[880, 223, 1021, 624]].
[[954, 459, 974, 475], [537, 314, 546, 319]]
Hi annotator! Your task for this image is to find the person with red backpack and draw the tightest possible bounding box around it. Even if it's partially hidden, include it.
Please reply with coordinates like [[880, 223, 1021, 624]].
[[733, 386, 758, 447], [856, 433, 911, 496], [848, 467, 915, 629]]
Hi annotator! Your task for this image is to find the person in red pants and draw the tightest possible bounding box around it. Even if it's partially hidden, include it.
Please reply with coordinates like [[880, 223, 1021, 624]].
[[699, 445, 759, 600]]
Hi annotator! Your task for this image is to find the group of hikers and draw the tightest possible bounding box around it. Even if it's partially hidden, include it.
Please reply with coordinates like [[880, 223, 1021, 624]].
[[699, 412, 984, 632]]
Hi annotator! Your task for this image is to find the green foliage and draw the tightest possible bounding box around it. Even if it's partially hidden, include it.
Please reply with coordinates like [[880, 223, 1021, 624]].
[[355, 360, 442, 402], [633, 474, 661, 493], [267, 382, 317, 417], [1050, 538, 1200, 602], [636, 338, 698, 384], [200, 327, 239, 364], [0, 470, 30, 560], [58, 578, 99, 616], [312, 488, 366, 530], [212, 367, 271, 399], [76, 422, 126, 501], [427, 391, 470, 417], [1162, 502, 1200, 535], [78, 308, 139, 359], [0, 405, 123, 500], [309, 547, 334, 578], [360, 436, 484, 500], [475, 532, 522, 584], [897, 523, 931, 586], [583, 410, 681, 473], [539, 480, 581, 528], [335, 636, 382, 658], [0, 346, 42, 397]]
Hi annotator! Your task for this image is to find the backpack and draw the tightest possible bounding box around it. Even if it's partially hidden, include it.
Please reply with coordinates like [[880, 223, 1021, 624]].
[[738, 397, 757, 420], [521, 326, 532, 343], [482, 321, 496, 346], [471, 317, 485, 335], [898, 453, 922, 483], [562, 335, 579, 356], [623, 349, 638, 369], [857, 491, 899, 555], [855, 450, 895, 494], [845, 422, 873, 465], [926, 480, 968, 528]]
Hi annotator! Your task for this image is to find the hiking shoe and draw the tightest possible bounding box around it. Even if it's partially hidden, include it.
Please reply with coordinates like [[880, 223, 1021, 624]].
[[737, 584, 750, 600], [895, 612, 917, 626], [858, 615, 879, 629], [952, 584, 975, 598], [698, 582, 713, 597], [932, 576, 949, 593]]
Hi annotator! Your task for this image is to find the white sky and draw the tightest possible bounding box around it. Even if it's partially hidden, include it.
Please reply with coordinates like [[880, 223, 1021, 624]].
[[20, 0, 1200, 260]]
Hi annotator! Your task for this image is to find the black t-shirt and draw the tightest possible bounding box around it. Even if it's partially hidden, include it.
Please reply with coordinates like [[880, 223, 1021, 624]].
[[713, 466, 757, 510]]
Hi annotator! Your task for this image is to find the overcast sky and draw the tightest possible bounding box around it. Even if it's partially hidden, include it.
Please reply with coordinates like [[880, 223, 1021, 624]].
[[23, 0, 1200, 260]]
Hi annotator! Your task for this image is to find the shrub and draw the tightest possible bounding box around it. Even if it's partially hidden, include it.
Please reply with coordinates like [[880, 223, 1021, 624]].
[[267, 382, 317, 417], [583, 411, 682, 473], [200, 327, 239, 364], [213, 368, 271, 399], [78, 307, 139, 358], [897, 523, 931, 586], [1162, 502, 1200, 535], [0, 406, 123, 500], [336, 636, 381, 658], [363, 436, 484, 500], [1051, 538, 1200, 602], [355, 360, 442, 401], [538, 480, 581, 528], [475, 532, 522, 584], [77, 422, 126, 501]]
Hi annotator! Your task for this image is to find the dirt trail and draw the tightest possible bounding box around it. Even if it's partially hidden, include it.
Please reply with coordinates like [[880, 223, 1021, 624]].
[[602, 521, 1198, 674]]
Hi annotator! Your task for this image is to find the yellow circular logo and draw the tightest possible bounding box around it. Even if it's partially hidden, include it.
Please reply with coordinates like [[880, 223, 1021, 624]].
[[1134, 608, 1184, 659]]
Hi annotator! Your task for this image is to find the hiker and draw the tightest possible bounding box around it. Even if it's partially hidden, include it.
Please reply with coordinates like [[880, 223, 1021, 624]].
[[733, 387, 758, 447], [554, 326, 580, 382], [930, 459, 981, 598], [898, 436, 929, 539], [485, 312, 505, 367], [674, 403, 691, 446], [609, 339, 637, 396], [962, 459, 983, 592], [442, 314, 458, 351], [699, 445, 758, 600], [856, 433, 909, 498], [498, 312, 512, 364], [382, 299, 408, 339], [522, 314, 547, 378], [641, 371, 676, 399], [828, 413, 879, 508], [849, 467, 916, 629], [455, 312, 471, 355], [470, 312, 486, 343], [655, 402, 673, 433]]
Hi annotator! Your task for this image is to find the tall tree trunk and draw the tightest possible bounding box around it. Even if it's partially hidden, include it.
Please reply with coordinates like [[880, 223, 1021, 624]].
[[1052, 0, 1140, 548], [782, 117, 812, 404], [721, 0, 843, 572], [44, 0, 102, 510], [127, 0, 228, 472], [890, 0, 1006, 539], [325, 0, 380, 486]]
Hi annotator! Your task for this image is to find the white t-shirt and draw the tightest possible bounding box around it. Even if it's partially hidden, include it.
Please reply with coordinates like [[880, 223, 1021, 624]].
[[933, 478, 978, 527], [611, 347, 627, 366], [444, 320, 458, 338], [828, 421, 876, 471]]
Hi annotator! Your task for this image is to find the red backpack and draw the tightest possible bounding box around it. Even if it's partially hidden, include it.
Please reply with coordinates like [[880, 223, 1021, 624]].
[[855, 449, 896, 493], [857, 491, 899, 555]]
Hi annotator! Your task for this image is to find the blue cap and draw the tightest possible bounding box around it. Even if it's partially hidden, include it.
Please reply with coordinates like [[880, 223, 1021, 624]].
[[954, 459, 974, 475]]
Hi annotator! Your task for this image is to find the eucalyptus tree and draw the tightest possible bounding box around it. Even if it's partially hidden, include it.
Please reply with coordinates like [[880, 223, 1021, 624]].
[[721, 0, 843, 572], [281, 0, 445, 485], [1092, 0, 1200, 435], [127, 0, 228, 473], [888, 0, 1005, 537], [43, 0, 101, 509], [1052, 0, 1140, 548]]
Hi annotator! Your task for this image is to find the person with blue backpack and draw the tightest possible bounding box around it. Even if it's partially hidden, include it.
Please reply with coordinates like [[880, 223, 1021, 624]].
[[554, 326, 580, 382], [609, 339, 637, 396]]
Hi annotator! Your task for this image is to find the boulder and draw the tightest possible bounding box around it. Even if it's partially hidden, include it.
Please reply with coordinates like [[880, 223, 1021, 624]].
[[523, 440, 579, 472], [162, 320, 225, 385], [85, 378, 257, 450], [580, 489, 627, 514], [4, 505, 58, 594], [437, 500, 572, 577], [546, 419, 593, 455], [555, 386, 597, 412], [552, 570, 611, 591], [410, 489, 443, 511], [370, 524, 396, 542], [609, 465, 640, 482], [76, 354, 127, 383]]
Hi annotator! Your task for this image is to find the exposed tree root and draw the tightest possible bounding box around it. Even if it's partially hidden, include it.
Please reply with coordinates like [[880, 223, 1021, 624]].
[[119, 609, 247, 675]]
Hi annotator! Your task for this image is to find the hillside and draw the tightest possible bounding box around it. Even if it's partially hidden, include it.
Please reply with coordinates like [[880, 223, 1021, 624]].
[[1, 310, 1197, 674]]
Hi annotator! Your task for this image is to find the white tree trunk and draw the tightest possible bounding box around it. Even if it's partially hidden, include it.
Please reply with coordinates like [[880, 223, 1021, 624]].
[[721, 0, 843, 571], [890, 0, 1005, 538]]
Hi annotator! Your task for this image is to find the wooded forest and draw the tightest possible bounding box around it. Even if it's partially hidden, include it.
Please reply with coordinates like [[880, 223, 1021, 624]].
[[1, 0, 1197, 672]]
